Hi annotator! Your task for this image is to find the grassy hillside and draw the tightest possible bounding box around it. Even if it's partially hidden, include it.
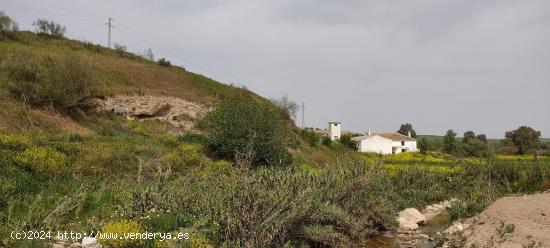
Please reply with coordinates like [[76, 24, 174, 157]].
[[2, 31, 550, 248], [0, 31, 263, 134]]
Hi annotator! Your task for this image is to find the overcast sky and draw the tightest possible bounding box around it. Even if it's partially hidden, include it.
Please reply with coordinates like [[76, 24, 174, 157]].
[[3, 0, 549, 138]]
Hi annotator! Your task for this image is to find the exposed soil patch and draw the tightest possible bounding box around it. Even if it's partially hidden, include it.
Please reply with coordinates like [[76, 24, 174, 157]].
[[87, 94, 208, 130], [459, 192, 550, 248]]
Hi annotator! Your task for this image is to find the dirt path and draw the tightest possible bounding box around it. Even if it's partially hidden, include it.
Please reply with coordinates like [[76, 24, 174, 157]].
[[461, 191, 550, 248]]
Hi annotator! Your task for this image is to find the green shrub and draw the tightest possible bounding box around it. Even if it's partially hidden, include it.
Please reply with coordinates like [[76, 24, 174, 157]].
[[158, 58, 172, 67], [0, 133, 32, 151], [99, 220, 143, 248], [300, 129, 320, 147], [164, 144, 212, 169], [1, 50, 97, 108], [15, 147, 66, 175], [187, 235, 211, 248], [321, 136, 332, 147], [222, 166, 397, 247], [339, 134, 357, 150], [200, 97, 293, 167]]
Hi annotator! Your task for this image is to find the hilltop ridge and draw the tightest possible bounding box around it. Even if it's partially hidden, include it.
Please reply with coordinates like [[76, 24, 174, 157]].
[[0, 31, 264, 133]]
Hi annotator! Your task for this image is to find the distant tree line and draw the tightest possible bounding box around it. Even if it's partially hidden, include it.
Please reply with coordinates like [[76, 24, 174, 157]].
[[416, 126, 545, 157]]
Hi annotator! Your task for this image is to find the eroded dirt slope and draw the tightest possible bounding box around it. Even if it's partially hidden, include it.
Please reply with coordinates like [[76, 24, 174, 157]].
[[462, 192, 550, 248], [89, 94, 209, 130]]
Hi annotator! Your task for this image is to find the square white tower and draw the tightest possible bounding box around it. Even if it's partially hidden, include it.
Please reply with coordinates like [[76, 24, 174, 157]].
[[328, 122, 341, 141]]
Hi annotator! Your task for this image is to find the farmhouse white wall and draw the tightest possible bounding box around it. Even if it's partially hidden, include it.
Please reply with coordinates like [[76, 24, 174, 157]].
[[406, 141, 418, 152], [391, 141, 418, 154], [357, 136, 393, 154]]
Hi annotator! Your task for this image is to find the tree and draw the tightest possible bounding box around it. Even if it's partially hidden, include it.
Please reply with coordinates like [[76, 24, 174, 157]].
[[0, 11, 19, 40], [33, 19, 66, 38], [476, 134, 487, 144], [397, 123, 416, 138], [339, 134, 357, 150], [113, 43, 127, 56], [463, 131, 476, 144], [502, 126, 541, 155], [200, 97, 293, 167], [462, 131, 489, 157], [417, 137, 432, 154], [443, 129, 460, 156], [142, 48, 154, 62], [270, 94, 299, 123]]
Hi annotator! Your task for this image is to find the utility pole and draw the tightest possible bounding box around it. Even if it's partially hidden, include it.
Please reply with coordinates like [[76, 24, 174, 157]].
[[106, 17, 114, 48], [301, 103, 305, 128]]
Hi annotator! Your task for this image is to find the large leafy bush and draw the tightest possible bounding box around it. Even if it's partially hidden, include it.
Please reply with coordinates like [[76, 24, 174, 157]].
[[200, 98, 293, 167]]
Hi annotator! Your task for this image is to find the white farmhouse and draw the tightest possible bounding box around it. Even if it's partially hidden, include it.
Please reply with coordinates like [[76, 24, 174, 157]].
[[351, 130, 418, 154]]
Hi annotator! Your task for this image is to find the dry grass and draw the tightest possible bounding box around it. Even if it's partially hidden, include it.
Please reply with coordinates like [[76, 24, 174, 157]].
[[0, 98, 92, 135], [0, 33, 261, 106], [0, 31, 266, 136]]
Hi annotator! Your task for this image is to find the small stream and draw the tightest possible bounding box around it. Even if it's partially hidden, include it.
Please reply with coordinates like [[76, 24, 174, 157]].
[[422, 212, 451, 236], [364, 235, 402, 248], [365, 212, 452, 248]]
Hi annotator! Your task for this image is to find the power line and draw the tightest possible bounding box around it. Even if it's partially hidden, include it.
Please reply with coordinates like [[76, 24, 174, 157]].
[[113, 22, 246, 81], [112, 25, 193, 67]]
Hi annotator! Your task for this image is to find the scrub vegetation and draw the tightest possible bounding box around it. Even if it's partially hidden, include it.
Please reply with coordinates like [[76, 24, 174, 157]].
[[1, 14, 549, 247]]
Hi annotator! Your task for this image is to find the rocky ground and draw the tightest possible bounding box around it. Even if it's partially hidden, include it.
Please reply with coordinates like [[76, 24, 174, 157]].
[[394, 199, 457, 247], [394, 192, 550, 248]]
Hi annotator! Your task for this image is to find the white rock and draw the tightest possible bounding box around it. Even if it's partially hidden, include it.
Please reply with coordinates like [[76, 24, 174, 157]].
[[82, 237, 98, 246], [444, 222, 464, 235], [399, 208, 426, 225], [55, 235, 67, 242], [398, 217, 419, 230]]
